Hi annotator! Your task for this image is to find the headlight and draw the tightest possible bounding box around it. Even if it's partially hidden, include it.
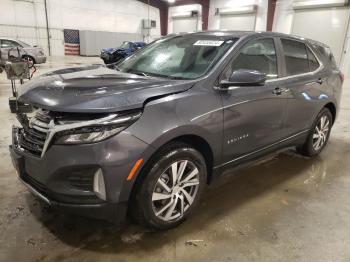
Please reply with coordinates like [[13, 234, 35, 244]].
[[54, 111, 141, 145]]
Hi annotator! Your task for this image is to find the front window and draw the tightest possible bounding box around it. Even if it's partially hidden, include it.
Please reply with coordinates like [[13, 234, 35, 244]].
[[1, 39, 21, 48], [118, 36, 237, 79], [222, 38, 278, 81]]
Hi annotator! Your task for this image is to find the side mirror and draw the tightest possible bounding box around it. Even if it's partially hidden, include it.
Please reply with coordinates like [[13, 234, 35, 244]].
[[220, 69, 266, 88]]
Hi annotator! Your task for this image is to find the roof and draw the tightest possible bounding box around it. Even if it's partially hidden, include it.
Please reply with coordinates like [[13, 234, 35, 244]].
[[0, 37, 17, 41], [166, 31, 328, 47]]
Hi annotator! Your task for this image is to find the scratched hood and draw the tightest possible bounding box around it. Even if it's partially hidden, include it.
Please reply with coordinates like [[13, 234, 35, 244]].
[[18, 65, 193, 113]]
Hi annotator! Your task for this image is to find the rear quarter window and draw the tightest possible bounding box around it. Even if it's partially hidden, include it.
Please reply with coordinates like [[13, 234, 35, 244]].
[[314, 44, 337, 69], [306, 47, 319, 71]]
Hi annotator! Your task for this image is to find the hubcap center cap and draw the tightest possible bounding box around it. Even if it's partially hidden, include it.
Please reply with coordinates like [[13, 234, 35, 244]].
[[173, 185, 181, 194]]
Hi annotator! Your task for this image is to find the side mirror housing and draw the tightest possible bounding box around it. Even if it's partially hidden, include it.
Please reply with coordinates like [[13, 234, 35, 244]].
[[220, 69, 266, 88]]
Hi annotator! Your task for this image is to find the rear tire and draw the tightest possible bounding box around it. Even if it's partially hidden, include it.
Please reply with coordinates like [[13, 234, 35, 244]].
[[297, 107, 333, 157], [129, 142, 207, 230]]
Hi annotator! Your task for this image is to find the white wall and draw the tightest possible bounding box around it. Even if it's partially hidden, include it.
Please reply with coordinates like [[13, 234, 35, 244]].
[[208, 0, 269, 31], [0, 0, 160, 56], [272, 0, 294, 33], [273, 0, 350, 75], [168, 4, 202, 34]]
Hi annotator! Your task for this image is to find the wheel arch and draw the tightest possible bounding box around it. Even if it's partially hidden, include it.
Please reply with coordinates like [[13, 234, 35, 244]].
[[324, 102, 336, 124], [164, 134, 214, 184], [138, 133, 215, 186], [126, 132, 215, 222], [22, 54, 36, 64]]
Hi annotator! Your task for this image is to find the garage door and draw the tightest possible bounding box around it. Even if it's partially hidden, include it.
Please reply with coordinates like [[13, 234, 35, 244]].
[[292, 8, 350, 64], [173, 17, 198, 33], [219, 14, 256, 31]]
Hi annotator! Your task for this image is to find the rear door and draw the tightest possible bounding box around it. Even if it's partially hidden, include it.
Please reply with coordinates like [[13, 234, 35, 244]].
[[220, 37, 289, 164], [278, 38, 325, 136]]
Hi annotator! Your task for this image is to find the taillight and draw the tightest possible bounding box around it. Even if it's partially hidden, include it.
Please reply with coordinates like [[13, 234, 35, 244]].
[[340, 71, 344, 83]]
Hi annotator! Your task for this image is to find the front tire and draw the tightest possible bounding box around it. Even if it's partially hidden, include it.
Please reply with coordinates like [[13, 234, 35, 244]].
[[130, 142, 207, 230], [297, 107, 333, 156]]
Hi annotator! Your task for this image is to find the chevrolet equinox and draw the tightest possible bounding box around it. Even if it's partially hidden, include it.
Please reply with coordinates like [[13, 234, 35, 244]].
[[10, 31, 343, 229]]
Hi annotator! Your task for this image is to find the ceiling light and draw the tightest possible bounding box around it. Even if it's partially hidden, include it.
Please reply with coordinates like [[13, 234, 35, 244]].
[[168, 0, 175, 3]]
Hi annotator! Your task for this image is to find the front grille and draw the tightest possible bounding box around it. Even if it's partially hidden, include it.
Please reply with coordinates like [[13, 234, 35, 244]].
[[16, 110, 51, 157]]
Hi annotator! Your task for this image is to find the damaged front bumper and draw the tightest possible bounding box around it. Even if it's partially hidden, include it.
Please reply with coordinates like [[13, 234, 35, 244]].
[[9, 125, 152, 223]]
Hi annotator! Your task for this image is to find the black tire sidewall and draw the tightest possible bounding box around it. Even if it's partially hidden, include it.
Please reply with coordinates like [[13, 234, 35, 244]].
[[137, 145, 207, 230]]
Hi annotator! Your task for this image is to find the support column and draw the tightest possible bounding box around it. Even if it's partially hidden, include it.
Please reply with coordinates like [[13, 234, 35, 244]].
[[201, 0, 209, 30], [267, 0, 277, 31]]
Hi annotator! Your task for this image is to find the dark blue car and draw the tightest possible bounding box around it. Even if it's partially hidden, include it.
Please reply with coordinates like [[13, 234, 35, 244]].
[[100, 41, 146, 64]]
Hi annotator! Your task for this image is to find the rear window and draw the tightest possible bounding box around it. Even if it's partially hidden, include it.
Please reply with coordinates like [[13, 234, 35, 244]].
[[281, 39, 322, 76], [281, 39, 310, 75], [314, 44, 337, 69]]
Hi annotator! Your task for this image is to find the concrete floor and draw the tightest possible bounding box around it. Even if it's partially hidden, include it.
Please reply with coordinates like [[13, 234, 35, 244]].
[[1, 56, 350, 262]]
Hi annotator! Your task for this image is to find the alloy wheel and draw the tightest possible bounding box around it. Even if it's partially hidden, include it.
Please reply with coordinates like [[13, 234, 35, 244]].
[[312, 115, 330, 151], [151, 160, 200, 221], [23, 56, 34, 68]]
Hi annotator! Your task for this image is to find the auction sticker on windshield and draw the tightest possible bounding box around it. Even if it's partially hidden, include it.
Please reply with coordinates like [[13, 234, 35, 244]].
[[194, 40, 224, 46]]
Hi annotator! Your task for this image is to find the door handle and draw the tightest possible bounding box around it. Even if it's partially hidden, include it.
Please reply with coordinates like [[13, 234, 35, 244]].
[[316, 78, 323, 85], [273, 87, 282, 95], [272, 87, 289, 95]]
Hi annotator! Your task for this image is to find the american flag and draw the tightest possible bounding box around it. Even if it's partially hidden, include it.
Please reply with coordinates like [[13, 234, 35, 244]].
[[64, 29, 80, 56]]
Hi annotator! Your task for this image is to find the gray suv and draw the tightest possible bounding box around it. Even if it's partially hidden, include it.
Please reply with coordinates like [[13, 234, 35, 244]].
[[9, 31, 343, 229], [0, 38, 46, 66]]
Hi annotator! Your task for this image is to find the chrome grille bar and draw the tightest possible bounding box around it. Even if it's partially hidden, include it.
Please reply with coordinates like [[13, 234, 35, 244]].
[[16, 109, 119, 158]]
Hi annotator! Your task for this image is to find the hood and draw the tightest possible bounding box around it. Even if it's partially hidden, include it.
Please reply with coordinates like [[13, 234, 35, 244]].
[[18, 65, 194, 113], [102, 48, 126, 54]]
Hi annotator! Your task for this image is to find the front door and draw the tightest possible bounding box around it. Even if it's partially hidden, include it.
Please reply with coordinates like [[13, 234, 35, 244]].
[[219, 37, 288, 164]]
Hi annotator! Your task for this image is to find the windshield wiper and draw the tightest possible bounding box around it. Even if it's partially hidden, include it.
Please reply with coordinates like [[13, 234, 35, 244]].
[[124, 69, 189, 80], [163, 75, 188, 80], [136, 71, 188, 80], [105, 62, 120, 70], [127, 69, 151, 77]]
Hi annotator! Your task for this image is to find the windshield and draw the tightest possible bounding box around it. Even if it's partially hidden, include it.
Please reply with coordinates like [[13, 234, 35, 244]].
[[119, 42, 131, 49], [118, 36, 237, 79], [16, 40, 31, 47]]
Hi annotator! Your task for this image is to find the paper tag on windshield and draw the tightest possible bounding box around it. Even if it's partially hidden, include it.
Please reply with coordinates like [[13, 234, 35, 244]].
[[194, 40, 224, 46]]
